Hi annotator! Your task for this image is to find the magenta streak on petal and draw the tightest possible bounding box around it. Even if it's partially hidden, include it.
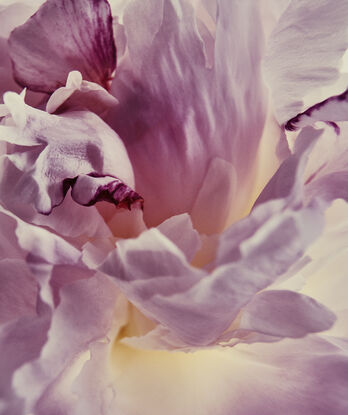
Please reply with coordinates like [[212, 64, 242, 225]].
[[79, 173, 144, 210], [8, 0, 116, 93], [304, 163, 328, 186], [284, 88, 348, 133], [38, 174, 143, 216]]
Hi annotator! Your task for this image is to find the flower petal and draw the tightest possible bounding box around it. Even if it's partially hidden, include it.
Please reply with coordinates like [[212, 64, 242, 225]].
[[12, 274, 121, 415], [285, 87, 348, 133], [109, 0, 266, 230], [71, 174, 143, 210], [110, 335, 348, 415], [264, 0, 348, 124], [238, 290, 335, 339], [0, 259, 37, 325], [101, 195, 324, 346], [157, 214, 201, 262], [0, 92, 137, 214], [0, 313, 50, 415], [8, 0, 116, 92], [46, 71, 118, 115]]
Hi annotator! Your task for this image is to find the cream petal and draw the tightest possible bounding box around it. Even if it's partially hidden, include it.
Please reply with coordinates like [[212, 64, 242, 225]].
[[110, 335, 348, 415]]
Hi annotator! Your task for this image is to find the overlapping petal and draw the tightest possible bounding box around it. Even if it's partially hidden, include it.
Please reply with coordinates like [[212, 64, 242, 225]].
[[13, 274, 121, 415], [8, 0, 116, 92], [109, 0, 266, 231], [110, 336, 348, 415], [0, 92, 139, 215], [46, 71, 118, 116], [264, 0, 348, 125], [1, 1, 348, 415], [100, 188, 331, 347]]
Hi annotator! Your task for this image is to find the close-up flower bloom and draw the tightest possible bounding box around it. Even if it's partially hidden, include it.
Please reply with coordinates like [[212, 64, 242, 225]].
[[1, 0, 348, 414]]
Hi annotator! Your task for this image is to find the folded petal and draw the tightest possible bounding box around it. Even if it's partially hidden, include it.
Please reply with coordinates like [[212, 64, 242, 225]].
[[101, 193, 324, 346], [8, 0, 116, 92], [285, 87, 348, 133], [109, 0, 266, 230], [71, 174, 143, 210], [264, 0, 348, 124], [0, 92, 137, 215], [46, 71, 118, 115], [12, 274, 121, 415]]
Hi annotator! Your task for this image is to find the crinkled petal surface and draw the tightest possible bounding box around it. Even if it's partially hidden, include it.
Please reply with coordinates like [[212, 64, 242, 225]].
[[101, 186, 329, 346], [264, 0, 348, 124], [0, 92, 139, 214]]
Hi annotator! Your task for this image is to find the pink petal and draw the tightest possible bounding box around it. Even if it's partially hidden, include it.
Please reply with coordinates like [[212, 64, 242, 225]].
[[0, 313, 50, 415], [0, 2, 42, 100], [238, 290, 335, 339], [303, 130, 348, 205], [8, 0, 116, 92], [71, 174, 143, 210], [157, 214, 201, 262], [108, 0, 266, 230], [0, 158, 113, 240], [0, 259, 37, 325], [101, 193, 324, 346], [46, 71, 118, 115], [13, 274, 120, 415], [264, 0, 348, 124], [0, 92, 138, 214], [253, 126, 322, 206]]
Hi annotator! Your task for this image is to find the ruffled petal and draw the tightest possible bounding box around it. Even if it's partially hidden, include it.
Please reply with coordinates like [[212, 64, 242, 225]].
[[8, 0, 116, 93], [0, 92, 138, 215], [101, 191, 325, 346], [108, 0, 266, 230], [264, 0, 348, 124]]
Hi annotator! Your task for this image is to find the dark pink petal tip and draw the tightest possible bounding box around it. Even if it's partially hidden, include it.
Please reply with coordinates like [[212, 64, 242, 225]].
[[285, 88, 348, 134], [8, 0, 116, 93], [70, 174, 144, 211]]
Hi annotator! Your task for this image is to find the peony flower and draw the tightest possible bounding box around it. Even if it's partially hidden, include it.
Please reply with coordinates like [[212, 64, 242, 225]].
[[1, 0, 348, 414]]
